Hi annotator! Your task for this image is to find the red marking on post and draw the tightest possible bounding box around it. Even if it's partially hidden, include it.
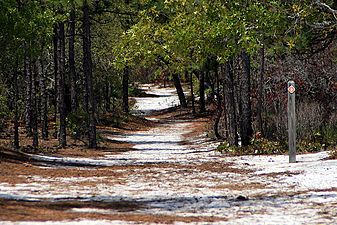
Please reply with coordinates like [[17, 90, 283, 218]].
[[288, 85, 295, 94]]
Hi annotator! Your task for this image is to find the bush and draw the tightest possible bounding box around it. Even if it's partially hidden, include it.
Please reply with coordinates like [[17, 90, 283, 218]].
[[329, 147, 337, 159], [217, 138, 287, 156], [129, 85, 145, 97], [217, 138, 325, 156], [321, 126, 337, 146], [297, 141, 324, 153], [67, 111, 89, 139]]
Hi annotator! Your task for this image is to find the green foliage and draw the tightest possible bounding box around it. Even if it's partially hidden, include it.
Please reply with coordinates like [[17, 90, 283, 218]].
[[114, 0, 291, 74], [67, 111, 89, 139], [217, 138, 287, 156], [217, 138, 325, 156], [320, 127, 337, 146], [129, 85, 144, 97], [297, 141, 324, 153]]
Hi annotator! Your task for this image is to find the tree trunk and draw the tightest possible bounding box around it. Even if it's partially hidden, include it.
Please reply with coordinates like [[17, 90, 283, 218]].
[[199, 71, 206, 113], [216, 65, 221, 107], [57, 22, 67, 147], [190, 71, 195, 114], [83, 0, 97, 148], [240, 51, 253, 146], [257, 46, 265, 135], [122, 66, 129, 113], [122, 0, 131, 114], [53, 24, 58, 138], [213, 65, 222, 139], [39, 57, 48, 140], [24, 48, 32, 136], [172, 73, 187, 108], [105, 80, 111, 112], [69, 4, 77, 113], [32, 60, 39, 148], [222, 71, 229, 139], [225, 60, 239, 146], [13, 59, 20, 149]]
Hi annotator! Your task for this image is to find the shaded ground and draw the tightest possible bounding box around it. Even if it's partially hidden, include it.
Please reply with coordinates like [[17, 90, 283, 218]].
[[0, 84, 336, 224]]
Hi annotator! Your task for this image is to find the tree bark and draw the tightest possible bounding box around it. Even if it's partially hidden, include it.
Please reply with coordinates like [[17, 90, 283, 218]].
[[257, 46, 265, 135], [83, 0, 97, 148], [172, 73, 187, 108], [122, 66, 129, 113], [240, 51, 253, 146], [105, 79, 111, 112], [122, 0, 131, 114], [39, 57, 48, 140], [13, 59, 20, 149], [216, 65, 221, 107], [24, 48, 32, 136], [225, 60, 239, 146], [53, 24, 58, 138], [190, 71, 195, 114], [222, 71, 229, 139], [199, 70, 206, 113], [213, 65, 222, 139], [57, 22, 67, 147], [32, 60, 39, 148], [69, 3, 77, 113]]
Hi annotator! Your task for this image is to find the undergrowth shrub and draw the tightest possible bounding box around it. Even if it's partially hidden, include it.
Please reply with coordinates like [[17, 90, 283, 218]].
[[217, 138, 287, 155], [67, 111, 89, 139], [329, 147, 337, 159], [129, 85, 145, 97], [217, 138, 325, 155]]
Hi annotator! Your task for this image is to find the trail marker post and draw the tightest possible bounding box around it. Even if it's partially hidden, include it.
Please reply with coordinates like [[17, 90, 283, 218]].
[[288, 81, 296, 163]]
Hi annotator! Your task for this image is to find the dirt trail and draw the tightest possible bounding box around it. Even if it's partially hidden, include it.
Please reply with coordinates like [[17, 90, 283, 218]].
[[0, 84, 336, 225]]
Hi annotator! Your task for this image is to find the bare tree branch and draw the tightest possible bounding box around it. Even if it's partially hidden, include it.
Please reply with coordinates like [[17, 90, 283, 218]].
[[315, 0, 337, 20]]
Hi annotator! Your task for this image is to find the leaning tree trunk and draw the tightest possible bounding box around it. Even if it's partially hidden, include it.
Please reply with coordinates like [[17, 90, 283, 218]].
[[172, 73, 187, 108], [69, 4, 77, 113], [225, 60, 239, 146], [83, 0, 97, 148], [122, 66, 129, 113], [240, 51, 253, 146], [199, 70, 206, 113], [24, 48, 32, 136], [57, 22, 67, 147]]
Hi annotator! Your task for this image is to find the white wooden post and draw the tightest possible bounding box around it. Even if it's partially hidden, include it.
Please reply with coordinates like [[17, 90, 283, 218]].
[[288, 81, 296, 163]]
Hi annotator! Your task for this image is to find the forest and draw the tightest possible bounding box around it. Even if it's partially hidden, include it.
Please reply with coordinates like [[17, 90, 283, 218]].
[[0, 0, 337, 223], [0, 0, 336, 153]]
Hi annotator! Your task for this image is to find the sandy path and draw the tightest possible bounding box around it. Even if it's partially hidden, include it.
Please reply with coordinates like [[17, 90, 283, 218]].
[[0, 84, 336, 224]]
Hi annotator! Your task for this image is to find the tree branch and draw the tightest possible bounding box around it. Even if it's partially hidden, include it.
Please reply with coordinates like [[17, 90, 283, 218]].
[[315, 0, 337, 20]]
